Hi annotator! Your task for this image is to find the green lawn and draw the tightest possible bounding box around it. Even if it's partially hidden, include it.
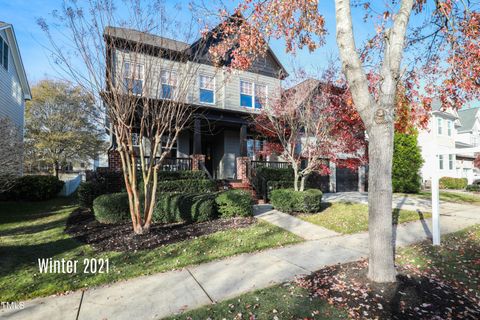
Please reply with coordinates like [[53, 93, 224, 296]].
[[0, 198, 302, 301], [165, 282, 348, 320], [171, 224, 480, 319], [398, 191, 480, 205], [299, 202, 431, 234]]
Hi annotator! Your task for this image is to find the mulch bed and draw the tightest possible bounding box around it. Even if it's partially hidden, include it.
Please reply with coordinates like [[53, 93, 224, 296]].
[[296, 260, 480, 320], [65, 208, 255, 252]]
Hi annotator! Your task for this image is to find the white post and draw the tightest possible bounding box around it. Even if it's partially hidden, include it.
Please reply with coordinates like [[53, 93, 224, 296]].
[[431, 154, 440, 245]]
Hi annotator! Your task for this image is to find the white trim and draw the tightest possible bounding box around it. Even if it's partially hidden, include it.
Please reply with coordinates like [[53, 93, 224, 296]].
[[239, 79, 268, 109]]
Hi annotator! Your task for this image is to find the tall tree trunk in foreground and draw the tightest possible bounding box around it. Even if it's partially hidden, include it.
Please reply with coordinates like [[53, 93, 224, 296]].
[[335, 0, 414, 282]]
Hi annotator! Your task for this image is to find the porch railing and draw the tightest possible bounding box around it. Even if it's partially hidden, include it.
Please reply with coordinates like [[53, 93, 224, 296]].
[[138, 156, 192, 171]]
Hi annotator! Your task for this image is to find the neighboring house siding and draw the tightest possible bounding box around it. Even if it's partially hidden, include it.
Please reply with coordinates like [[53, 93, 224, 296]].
[[0, 29, 25, 134], [418, 112, 458, 182]]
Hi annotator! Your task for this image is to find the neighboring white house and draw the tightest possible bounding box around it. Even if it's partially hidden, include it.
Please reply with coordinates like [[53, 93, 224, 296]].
[[0, 21, 32, 173], [418, 99, 480, 185], [456, 107, 480, 184]]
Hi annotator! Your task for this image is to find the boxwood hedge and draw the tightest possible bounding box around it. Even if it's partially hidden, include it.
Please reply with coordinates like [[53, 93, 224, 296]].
[[270, 188, 323, 214]]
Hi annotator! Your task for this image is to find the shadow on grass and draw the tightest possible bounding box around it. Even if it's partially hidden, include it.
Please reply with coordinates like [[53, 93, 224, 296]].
[[0, 217, 67, 237]]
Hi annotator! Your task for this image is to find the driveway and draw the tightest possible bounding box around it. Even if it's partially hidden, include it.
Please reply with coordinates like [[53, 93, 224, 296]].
[[323, 192, 432, 211]]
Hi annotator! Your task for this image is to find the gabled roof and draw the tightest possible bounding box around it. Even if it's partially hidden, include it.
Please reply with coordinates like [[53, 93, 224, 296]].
[[104, 16, 289, 80], [0, 22, 31, 100], [457, 107, 479, 132]]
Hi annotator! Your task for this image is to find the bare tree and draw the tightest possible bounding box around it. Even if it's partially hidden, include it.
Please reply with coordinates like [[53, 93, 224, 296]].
[[0, 118, 23, 192], [39, 0, 215, 234], [256, 70, 366, 191]]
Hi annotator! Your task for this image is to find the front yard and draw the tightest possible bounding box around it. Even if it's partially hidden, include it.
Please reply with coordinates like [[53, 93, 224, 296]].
[[400, 190, 480, 205], [299, 202, 430, 234], [170, 224, 480, 319], [0, 198, 302, 302]]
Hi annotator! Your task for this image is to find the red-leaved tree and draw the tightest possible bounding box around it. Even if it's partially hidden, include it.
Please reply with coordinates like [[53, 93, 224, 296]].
[[204, 1, 480, 282]]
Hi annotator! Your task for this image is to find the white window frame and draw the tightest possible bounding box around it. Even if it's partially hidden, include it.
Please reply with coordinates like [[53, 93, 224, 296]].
[[447, 119, 452, 136], [199, 74, 215, 104], [240, 79, 268, 109], [160, 69, 178, 100], [437, 118, 443, 135], [123, 61, 144, 95], [448, 154, 454, 170]]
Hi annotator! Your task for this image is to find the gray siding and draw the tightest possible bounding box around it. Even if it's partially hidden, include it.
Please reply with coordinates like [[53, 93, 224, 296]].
[[0, 29, 25, 134], [113, 49, 281, 114]]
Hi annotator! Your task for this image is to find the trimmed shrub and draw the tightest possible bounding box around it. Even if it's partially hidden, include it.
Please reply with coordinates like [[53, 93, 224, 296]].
[[266, 180, 294, 199], [270, 188, 323, 214], [215, 189, 254, 217], [153, 192, 218, 223], [4, 175, 64, 201], [93, 193, 131, 224], [253, 167, 293, 196], [392, 132, 423, 193], [191, 193, 218, 222], [439, 177, 468, 190], [157, 170, 207, 181], [78, 181, 103, 208], [156, 179, 217, 193], [466, 184, 480, 192]]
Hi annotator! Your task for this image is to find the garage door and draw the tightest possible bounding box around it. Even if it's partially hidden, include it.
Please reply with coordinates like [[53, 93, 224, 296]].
[[336, 167, 358, 192]]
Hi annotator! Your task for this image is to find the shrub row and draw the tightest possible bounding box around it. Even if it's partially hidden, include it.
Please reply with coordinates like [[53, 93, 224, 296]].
[[466, 184, 480, 192], [215, 189, 254, 217], [93, 189, 254, 224], [156, 179, 217, 193], [0, 175, 64, 201], [252, 167, 293, 197], [439, 177, 468, 190], [270, 188, 323, 213], [157, 170, 207, 181]]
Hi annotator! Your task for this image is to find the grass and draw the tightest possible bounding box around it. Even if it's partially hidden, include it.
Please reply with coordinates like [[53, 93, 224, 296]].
[[0, 198, 302, 302], [299, 202, 431, 234], [396, 224, 480, 292], [170, 224, 480, 319], [165, 282, 348, 320], [398, 191, 480, 205]]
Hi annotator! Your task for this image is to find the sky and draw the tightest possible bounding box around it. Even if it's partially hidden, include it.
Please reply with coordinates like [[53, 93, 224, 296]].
[[0, 0, 373, 85]]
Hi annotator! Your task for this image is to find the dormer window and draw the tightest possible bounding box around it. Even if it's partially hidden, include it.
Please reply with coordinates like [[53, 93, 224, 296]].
[[123, 62, 143, 95], [199, 74, 215, 104], [161, 70, 177, 99]]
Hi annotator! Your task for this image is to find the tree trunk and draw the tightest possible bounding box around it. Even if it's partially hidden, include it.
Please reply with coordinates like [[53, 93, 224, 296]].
[[366, 124, 396, 282], [53, 160, 59, 178], [300, 174, 307, 191], [293, 166, 300, 191]]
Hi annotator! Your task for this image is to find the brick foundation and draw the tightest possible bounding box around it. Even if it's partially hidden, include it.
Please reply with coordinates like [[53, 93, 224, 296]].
[[108, 150, 122, 172], [236, 157, 250, 182]]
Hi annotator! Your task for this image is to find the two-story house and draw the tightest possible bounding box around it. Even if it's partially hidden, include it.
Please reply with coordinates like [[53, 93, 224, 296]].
[[417, 99, 462, 185], [104, 25, 287, 181], [0, 22, 31, 174], [418, 100, 480, 185], [456, 107, 480, 183]]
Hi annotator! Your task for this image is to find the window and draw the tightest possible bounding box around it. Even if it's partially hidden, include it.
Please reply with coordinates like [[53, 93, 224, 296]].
[[447, 120, 452, 136], [439, 155, 444, 170], [161, 70, 177, 99], [123, 62, 143, 95], [0, 36, 8, 70], [240, 80, 268, 109], [247, 138, 263, 157], [199, 75, 214, 104], [448, 154, 454, 170], [437, 118, 443, 135], [240, 80, 253, 108], [255, 84, 267, 109]]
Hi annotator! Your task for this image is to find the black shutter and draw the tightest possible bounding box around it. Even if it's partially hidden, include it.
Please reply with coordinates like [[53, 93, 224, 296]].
[[3, 41, 8, 70]]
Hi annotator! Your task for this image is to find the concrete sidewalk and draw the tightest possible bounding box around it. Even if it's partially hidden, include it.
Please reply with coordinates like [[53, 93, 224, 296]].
[[2, 203, 479, 320], [323, 192, 434, 211], [254, 204, 339, 240]]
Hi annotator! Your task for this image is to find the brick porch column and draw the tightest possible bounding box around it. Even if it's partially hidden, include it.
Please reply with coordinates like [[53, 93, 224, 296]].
[[108, 150, 122, 172], [236, 156, 250, 182], [190, 154, 205, 171]]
